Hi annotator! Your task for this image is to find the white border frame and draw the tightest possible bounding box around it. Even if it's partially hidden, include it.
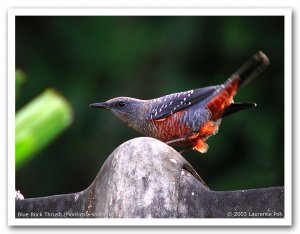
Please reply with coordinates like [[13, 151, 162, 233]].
[[8, 8, 292, 226]]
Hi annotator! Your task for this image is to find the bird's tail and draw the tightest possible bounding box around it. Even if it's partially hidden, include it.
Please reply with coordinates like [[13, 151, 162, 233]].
[[221, 102, 256, 118], [232, 51, 270, 88], [215, 51, 269, 119]]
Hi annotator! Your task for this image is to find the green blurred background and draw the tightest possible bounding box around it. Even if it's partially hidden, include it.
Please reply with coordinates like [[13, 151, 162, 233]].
[[16, 16, 284, 198]]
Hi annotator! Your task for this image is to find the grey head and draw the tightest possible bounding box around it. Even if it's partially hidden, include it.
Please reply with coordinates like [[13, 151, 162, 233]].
[[89, 97, 148, 133]]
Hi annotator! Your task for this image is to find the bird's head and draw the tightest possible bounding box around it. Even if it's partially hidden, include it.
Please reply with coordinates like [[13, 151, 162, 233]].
[[89, 97, 146, 128]]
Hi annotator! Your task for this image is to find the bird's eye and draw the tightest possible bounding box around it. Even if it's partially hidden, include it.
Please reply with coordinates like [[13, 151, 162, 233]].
[[118, 101, 126, 108]]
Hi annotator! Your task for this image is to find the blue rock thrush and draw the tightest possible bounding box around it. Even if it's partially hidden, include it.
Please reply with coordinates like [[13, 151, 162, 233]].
[[90, 51, 269, 153]]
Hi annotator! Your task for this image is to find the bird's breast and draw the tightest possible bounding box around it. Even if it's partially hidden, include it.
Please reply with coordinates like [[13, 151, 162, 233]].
[[148, 106, 210, 143]]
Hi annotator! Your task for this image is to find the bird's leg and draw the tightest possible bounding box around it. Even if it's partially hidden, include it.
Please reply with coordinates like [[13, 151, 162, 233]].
[[165, 137, 189, 145], [165, 137, 194, 155], [178, 148, 192, 155]]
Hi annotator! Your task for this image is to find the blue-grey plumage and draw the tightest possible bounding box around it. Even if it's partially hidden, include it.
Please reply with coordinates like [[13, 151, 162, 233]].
[[147, 86, 216, 120], [89, 51, 270, 153]]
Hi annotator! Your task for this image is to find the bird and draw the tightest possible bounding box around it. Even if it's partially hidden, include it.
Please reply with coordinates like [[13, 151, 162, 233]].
[[89, 51, 270, 153]]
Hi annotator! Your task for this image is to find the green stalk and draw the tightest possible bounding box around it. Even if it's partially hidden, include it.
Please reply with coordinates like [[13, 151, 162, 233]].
[[16, 89, 73, 169]]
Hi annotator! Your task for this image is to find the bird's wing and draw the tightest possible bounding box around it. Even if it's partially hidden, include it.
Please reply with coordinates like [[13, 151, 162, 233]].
[[148, 86, 216, 120]]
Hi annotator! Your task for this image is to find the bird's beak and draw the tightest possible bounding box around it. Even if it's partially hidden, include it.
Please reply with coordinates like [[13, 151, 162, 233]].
[[89, 102, 110, 110]]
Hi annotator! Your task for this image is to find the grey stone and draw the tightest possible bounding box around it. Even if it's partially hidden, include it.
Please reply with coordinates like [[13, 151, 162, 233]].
[[15, 137, 284, 218]]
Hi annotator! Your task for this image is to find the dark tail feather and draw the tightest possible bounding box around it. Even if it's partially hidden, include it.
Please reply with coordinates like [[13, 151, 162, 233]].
[[222, 102, 257, 118], [232, 51, 270, 88]]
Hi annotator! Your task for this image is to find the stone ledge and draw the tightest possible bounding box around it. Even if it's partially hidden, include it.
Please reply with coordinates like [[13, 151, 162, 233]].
[[15, 137, 284, 218]]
